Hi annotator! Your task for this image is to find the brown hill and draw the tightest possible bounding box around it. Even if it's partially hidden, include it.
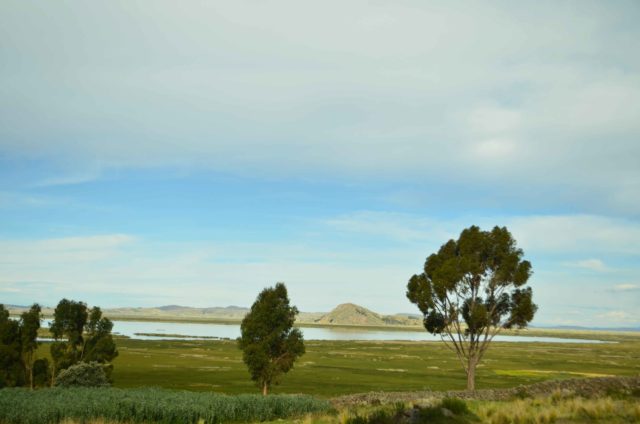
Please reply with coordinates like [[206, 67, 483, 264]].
[[6, 303, 419, 327], [315, 303, 387, 326]]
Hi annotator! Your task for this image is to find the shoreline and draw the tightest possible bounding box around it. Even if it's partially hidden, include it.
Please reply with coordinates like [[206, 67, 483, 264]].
[[21, 313, 639, 342]]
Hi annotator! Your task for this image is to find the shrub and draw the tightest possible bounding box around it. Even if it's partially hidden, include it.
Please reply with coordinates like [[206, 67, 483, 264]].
[[345, 398, 475, 424], [513, 385, 531, 400], [54, 362, 110, 388], [440, 397, 469, 414]]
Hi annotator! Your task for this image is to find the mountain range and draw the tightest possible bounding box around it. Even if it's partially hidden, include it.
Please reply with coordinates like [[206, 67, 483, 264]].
[[6, 303, 421, 327], [6, 303, 638, 331]]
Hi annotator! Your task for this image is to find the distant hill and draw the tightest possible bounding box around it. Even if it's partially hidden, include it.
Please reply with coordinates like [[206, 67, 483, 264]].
[[3, 302, 417, 326], [315, 303, 421, 327], [104, 305, 250, 320], [315, 303, 385, 326], [533, 325, 640, 332], [16, 303, 638, 332]]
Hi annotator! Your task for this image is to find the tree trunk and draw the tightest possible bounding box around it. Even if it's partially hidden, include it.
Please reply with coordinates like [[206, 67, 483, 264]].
[[262, 382, 268, 396], [466, 353, 477, 391]]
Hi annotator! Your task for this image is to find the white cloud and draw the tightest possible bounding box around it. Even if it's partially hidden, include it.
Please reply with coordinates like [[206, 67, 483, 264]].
[[30, 168, 102, 188], [323, 211, 640, 256], [565, 259, 607, 272], [472, 138, 517, 161], [0, 234, 135, 266], [468, 106, 522, 136], [0, 2, 639, 214], [0, 222, 638, 325], [595, 310, 639, 324], [612, 283, 640, 292], [325, 212, 453, 244], [0, 286, 20, 293], [506, 215, 640, 255]]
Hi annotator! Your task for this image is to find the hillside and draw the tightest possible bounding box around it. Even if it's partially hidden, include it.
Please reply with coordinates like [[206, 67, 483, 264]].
[[315, 303, 421, 326], [5, 303, 416, 327], [105, 305, 250, 320]]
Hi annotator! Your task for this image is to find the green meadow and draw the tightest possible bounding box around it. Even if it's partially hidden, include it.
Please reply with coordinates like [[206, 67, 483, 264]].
[[33, 332, 640, 397]]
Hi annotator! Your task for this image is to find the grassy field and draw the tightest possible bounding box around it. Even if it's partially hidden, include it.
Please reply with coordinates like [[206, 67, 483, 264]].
[[32, 331, 640, 397], [4, 332, 639, 423]]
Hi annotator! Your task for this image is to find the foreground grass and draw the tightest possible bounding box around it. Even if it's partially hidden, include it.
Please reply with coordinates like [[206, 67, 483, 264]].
[[33, 335, 639, 396], [472, 395, 640, 424], [0, 387, 332, 424], [301, 396, 640, 424], [10, 393, 638, 424]]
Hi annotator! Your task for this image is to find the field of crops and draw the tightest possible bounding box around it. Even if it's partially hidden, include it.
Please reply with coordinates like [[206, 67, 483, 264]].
[[0, 387, 332, 424]]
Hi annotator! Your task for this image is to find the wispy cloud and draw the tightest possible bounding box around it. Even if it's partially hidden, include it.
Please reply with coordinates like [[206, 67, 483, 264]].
[[0, 234, 135, 266], [30, 169, 102, 188], [565, 259, 607, 272], [595, 310, 639, 324], [325, 212, 453, 244], [612, 283, 640, 292], [323, 211, 640, 255], [1, 2, 639, 214], [507, 215, 640, 255]]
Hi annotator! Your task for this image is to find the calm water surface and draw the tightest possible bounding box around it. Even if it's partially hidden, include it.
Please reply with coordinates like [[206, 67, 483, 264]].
[[103, 320, 609, 343]]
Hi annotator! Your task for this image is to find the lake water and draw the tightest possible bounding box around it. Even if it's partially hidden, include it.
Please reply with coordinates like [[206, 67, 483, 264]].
[[101, 320, 609, 343]]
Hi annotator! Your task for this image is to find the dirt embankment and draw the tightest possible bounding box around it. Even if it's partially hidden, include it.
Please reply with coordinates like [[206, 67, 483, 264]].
[[331, 376, 640, 408]]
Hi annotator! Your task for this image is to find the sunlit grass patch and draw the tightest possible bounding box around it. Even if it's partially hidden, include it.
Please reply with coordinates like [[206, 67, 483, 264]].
[[473, 396, 638, 424], [494, 369, 614, 378]]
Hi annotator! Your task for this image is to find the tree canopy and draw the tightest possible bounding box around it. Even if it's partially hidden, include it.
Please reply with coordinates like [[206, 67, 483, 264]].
[[50, 299, 118, 382], [0, 304, 42, 388], [238, 282, 305, 395], [20, 304, 42, 389], [0, 305, 23, 388], [406, 225, 537, 390]]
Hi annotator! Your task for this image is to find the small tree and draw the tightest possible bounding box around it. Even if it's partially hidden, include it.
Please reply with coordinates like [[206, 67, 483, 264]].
[[406, 225, 537, 391], [19, 304, 42, 389], [50, 299, 88, 378], [238, 282, 305, 395], [0, 305, 24, 388], [81, 307, 118, 380], [50, 299, 118, 383]]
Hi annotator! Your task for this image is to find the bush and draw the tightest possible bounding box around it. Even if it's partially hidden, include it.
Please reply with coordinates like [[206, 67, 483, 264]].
[[54, 362, 110, 388], [345, 398, 474, 424], [440, 397, 469, 414]]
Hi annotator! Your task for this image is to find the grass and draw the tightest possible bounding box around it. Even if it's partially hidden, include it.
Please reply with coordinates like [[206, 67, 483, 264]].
[[315, 396, 640, 424], [5, 331, 640, 424], [0, 387, 332, 424], [27, 332, 640, 396], [472, 395, 640, 424]]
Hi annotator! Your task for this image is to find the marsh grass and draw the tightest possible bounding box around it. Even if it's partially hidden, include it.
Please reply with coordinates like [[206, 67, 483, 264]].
[[474, 396, 638, 424], [300, 396, 640, 424], [35, 336, 638, 396], [0, 387, 332, 424], [337, 398, 477, 424]]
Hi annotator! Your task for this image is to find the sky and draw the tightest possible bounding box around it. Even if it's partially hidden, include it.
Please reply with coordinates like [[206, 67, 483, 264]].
[[1, 1, 639, 327]]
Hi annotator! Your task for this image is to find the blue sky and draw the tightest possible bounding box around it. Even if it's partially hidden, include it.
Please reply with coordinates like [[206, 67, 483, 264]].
[[1, 1, 639, 327]]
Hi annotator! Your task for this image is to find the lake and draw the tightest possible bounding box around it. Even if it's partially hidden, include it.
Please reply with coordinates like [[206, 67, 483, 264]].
[[102, 320, 610, 343]]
